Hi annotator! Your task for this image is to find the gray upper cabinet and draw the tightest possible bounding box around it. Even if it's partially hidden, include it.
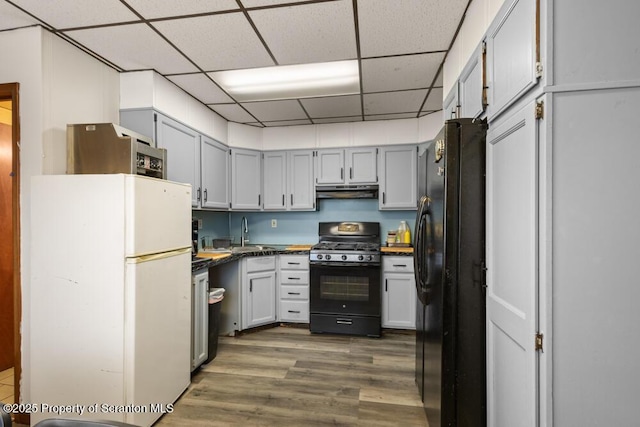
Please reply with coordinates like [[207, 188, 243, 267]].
[[443, 83, 459, 120], [459, 43, 486, 119], [231, 148, 262, 210], [263, 150, 315, 211], [486, 0, 539, 121], [262, 151, 287, 210], [378, 145, 417, 210], [315, 147, 377, 185], [288, 150, 315, 210], [200, 136, 229, 210]]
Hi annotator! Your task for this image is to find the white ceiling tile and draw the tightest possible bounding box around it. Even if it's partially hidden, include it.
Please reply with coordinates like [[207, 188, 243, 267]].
[[248, 0, 357, 65], [242, 100, 308, 122], [153, 13, 274, 71], [0, 2, 39, 30], [11, 0, 138, 28], [421, 87, 444, 112], [357, 0, 468, 57], [362, 52, 446, 92], [363, 89, 427, 115], [210, 104, 257, 123], [125, 0, 239, 19], [263, 119, 313, 127], [64, 24, 197, 74], [166, 73, 234, 104], [300, 95, 362, 119]]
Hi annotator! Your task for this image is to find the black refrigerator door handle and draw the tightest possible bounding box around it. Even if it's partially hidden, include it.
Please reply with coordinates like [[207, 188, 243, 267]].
[[414, 196, 432, 305]]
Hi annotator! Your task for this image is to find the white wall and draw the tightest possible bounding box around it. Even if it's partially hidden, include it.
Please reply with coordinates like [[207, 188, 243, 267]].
[[0, 26, 122, 405]]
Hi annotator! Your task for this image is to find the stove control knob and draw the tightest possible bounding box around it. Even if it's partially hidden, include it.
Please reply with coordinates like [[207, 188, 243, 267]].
[[326, 254, 331, 260], [367, 255, 373, 261], [317, 254, 323, 260], [358, 255, 364, 261], [341, 255, 347, 261]]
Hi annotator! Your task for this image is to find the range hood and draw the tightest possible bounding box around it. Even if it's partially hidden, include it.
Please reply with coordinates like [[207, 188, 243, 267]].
[[315, 184, 379, 199]]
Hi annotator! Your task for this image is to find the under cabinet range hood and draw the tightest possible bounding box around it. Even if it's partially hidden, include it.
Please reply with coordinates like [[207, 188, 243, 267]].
[[315, 184, 379, 199]]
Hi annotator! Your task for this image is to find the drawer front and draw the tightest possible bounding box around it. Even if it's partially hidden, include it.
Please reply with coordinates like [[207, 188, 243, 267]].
[[383, 256, 414, 274], [280, 300, 309, 322], [279, 255, 309, 270], [280, 285, 309, 300], [246, 256, 276, 273], [280, 271, 309, 285]]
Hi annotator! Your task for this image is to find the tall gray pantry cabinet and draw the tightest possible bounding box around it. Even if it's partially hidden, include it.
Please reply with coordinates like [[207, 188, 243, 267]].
[[442, 0, 640, 425]]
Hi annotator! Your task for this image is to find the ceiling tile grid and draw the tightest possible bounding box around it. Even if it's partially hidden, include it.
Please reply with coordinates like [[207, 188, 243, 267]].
[[0, 0, 470, 126]]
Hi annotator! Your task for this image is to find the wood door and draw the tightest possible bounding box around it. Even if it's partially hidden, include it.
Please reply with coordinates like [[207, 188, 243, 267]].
[[486, 100, 539, 426], [0, 109, 13, 371]]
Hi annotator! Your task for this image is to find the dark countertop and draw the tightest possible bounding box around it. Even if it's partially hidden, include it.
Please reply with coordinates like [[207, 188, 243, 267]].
[[192, 247, 310, 272]]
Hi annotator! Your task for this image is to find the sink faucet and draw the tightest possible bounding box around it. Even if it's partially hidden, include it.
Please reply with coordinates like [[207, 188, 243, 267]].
[[241, 216, 249, 247]]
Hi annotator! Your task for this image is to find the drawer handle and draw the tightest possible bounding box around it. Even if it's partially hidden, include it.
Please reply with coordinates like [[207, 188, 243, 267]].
[[336, 319, 353, 325], [288, 262, 301, 265], [288, 292, 301, 295], [288, 277, 301, 280], [288, 310, 301, 314], [393, 264, 407, 267]]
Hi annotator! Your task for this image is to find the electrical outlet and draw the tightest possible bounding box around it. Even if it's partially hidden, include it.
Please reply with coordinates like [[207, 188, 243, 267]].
[[198, 219, 203, 229], [271, 219, 277, 228]]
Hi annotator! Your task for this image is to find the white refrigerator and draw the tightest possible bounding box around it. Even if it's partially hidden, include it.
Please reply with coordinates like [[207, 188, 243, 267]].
[[30, 174, 192, 426]]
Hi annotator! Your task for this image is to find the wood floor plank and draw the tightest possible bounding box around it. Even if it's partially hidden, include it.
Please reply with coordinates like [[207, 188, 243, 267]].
[[160, 326, 427, 426]]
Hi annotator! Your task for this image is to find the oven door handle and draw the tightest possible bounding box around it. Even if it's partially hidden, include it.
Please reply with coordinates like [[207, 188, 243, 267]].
[[310, 262, 380, 268], [336, 318, 353, 325]]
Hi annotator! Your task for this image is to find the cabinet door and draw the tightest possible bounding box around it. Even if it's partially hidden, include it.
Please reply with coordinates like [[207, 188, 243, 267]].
[[382, 273, 416, 329], [486, 0, 539, 121], [443, 83, 459, 120], [245, 271, 276, 328], [379, 145, 417, 210], [231, 148, 262, 210], [156, 114, 200, 207], [289, 150, 315, 210], [315, 149, 344, 185], [201, 136, 229, 210], [263, 151, 287, 210], [346, 148, 378, 184], [191, 271, 208, 370], [486, 100, 538, 427], [459, 43, 486, 119]]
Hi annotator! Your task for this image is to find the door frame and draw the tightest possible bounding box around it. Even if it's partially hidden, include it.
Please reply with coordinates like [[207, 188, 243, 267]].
[[0, 82, 22, 424]]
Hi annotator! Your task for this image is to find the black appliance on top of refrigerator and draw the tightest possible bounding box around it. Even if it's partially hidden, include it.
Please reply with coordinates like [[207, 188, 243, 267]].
[[414, 118, 487, 427]]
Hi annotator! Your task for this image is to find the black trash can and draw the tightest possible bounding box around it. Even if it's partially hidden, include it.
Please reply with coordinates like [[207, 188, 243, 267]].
[[205, 290, 224, 364]]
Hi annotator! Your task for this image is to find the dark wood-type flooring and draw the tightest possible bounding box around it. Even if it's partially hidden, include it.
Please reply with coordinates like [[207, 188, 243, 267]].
[[157, 326, 428, 426]]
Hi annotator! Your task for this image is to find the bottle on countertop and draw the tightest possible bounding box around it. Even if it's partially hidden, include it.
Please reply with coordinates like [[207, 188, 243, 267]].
[[398, 221, 411, 244]]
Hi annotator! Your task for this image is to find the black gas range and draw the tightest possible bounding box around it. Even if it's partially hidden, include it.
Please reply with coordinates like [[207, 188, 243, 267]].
[[309, 222, 382, 337]]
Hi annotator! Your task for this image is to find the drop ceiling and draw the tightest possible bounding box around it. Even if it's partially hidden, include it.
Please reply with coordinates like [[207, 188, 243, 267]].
[[0, 0, 470, 127]]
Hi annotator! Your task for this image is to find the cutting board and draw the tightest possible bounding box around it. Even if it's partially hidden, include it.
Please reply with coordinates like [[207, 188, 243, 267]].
[[285, 245, 313, 251], [197, 252, 232, 261], [381, 246, 414, 253]]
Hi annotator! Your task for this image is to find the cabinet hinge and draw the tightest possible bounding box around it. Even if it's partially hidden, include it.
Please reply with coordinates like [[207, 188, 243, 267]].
[[535, 101, 544, 120], [535, 61, 543, 78], [535, 332, 544, 352], [482, 41, 487, 54]]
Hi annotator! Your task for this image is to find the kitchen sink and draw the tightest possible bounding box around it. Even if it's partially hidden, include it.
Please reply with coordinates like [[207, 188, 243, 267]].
[[231, 245, 275, 253]]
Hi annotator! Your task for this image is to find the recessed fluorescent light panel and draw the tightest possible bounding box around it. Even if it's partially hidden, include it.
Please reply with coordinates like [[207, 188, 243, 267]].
[[210, 60, 360, 102]]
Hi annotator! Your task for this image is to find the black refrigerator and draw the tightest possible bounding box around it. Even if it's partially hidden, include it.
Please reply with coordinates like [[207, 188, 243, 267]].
[[414, 118, 487, 427]]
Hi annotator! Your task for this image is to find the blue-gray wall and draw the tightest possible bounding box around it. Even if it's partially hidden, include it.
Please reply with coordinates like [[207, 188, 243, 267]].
[[193, 199, 415, 248]]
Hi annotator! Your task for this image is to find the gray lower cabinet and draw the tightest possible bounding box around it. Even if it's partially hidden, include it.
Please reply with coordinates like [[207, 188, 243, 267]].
[[191, 269, 208, 370], [382, 257, 416, 329], [231, 148, 262, 210], [378, 145, 418, 210], [242, 256, 277, 329], [278, 255, 310, 323]]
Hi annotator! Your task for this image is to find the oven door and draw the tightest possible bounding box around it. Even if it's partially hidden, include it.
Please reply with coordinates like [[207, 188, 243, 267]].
[[310, 263, 381, 317]]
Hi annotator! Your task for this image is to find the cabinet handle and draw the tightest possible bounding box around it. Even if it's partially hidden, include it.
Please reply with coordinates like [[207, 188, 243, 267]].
[[350, 167, 353, 179], [249, 279, 253, 292], [288, 292, 301, 295], [258, 194, 261, 206], [393, 264, 407, 268], [282, 194, 285, 206], [203, 188, 208, 202], [291, 194, 293, 205], [288, 310, 301, 314], [340, 167, 344, 180], [385, 279, 388, 292], [382, 192, 386, 204], [197, 187, 201, 201]]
